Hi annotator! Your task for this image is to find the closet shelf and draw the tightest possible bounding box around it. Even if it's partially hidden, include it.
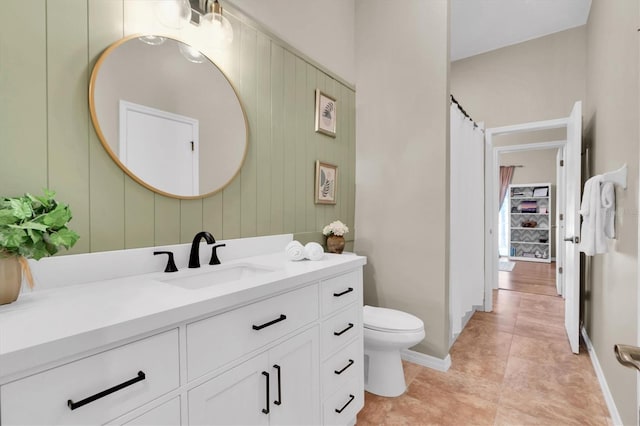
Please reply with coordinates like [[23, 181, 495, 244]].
[[510, 196, 550, 200], [511, 241, 550, 245], [511, 227, 549, 231]]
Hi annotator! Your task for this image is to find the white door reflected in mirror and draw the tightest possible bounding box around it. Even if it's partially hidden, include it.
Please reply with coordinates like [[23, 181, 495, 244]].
[[120, 101, 199, 197]]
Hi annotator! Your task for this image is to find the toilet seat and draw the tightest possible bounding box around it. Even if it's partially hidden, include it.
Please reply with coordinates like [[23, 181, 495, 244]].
[[363, 305, 424, 333]]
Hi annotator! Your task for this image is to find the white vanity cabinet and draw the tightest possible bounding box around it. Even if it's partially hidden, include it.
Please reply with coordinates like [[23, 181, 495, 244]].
[[318, 271, 364, 424], [0, 252, 365, 426]]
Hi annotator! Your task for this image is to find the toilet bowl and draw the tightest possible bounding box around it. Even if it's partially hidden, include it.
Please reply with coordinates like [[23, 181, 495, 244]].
[[363, 305, 425, 397]]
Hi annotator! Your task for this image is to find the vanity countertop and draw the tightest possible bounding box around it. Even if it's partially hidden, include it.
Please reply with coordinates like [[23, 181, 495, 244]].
[[0, 252, 366, 381]]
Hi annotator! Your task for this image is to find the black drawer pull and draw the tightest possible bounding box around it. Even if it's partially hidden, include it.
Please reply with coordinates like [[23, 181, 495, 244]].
[[334, 323, 354, 336], [333, 287, 354, 297], [334, 359, 354, 375], [261, 371, 270, 414], [335, 394, 355, 414], [253, 314, 287, 330], [67, 371, 146, 411], [273, 364, 282, 406]]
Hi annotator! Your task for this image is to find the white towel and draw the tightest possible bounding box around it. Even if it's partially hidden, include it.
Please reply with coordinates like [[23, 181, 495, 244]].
[[304, 242, 325, 261], [579, 175, 615, 255], [601, 181, 616, 239], [285, 241, 305, 261]]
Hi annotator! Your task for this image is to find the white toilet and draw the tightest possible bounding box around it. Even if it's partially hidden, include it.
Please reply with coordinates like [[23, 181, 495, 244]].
[[363, 305, 425, 397]]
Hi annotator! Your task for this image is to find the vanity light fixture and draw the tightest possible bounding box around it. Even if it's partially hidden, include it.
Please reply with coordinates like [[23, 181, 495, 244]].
[[156, 0, 192, 30], [155, 0, 234, 48], [194, 0, 234, 48]]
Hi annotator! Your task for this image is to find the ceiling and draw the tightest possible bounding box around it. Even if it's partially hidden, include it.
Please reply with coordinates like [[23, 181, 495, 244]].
[[451, 0, 592, 61]]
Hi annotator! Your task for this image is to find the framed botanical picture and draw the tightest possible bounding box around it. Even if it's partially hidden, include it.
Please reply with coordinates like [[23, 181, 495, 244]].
[[315, 161, 337, 204], [315, 89, 337, 137]]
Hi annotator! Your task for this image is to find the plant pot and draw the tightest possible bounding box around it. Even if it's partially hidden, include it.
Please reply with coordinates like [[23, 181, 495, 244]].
[[0, 256, 22, 305], [326, 235, 345, 254]]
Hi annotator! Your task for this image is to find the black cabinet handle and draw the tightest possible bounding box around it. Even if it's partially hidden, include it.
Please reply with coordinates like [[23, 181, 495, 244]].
[[333, 287, 353, 297], [334, 359, 354, 375], [334, 323, 354, 336], [273, 364, 282, 406], [67, 371, 146, 411], [261, 371, 270, 414], [335, 394, 355, 414], [253, 314, 287, 330]]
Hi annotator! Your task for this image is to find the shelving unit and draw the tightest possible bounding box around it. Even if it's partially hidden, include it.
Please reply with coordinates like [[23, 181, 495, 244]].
[[508, 183, 551, 263]]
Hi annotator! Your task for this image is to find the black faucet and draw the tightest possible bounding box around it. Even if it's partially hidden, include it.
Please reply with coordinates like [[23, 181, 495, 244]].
[[189, 231, 216, 268]]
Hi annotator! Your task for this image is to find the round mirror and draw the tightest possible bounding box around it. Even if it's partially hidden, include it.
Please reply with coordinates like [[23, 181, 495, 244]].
[[89, 36, 247, 199]]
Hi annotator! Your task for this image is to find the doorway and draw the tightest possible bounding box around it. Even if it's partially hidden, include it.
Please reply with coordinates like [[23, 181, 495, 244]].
[[498, 147, 562, 297], [484, 101, 583, 354]]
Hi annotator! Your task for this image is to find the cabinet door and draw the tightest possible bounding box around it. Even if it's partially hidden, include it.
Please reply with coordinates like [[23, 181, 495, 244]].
[[188, 353, 270, 426], [268, 327, 320, 426]]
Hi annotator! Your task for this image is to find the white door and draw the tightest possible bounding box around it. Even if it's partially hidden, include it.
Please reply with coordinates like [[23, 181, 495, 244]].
[[268, 328, 320, 425], [556, 147, 566, 296], [188, 353, 270, 425], [563, 101, 582, 354], [119, 100, 199, 197]]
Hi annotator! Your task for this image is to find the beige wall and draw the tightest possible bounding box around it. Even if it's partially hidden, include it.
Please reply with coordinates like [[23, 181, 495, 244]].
[[584, 0, 639, 424], [451, 26, 587, 133], [354, 0, 450, 358], [0, 0, 356, 254]]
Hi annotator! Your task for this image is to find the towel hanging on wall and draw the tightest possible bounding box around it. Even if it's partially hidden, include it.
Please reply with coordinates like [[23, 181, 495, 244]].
[[578, 176, 616, 256]]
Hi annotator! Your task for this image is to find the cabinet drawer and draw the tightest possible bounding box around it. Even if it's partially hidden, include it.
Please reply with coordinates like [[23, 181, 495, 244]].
[[320, 271, 360, 316], [321, 339, 363, 399], [322, 379, 363, 426], [187, 284, 318, 380], [113, 397, 181, 426], [1, 329, 179, 425], [321, 305, 361, 359]]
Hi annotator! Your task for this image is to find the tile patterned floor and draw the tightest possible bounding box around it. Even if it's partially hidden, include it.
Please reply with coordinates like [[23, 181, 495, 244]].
[[356, 290, 612, 425]]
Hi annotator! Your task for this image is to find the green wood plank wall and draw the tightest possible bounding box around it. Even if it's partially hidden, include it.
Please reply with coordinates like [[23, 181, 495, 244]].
[[0, 0, 356, 254]]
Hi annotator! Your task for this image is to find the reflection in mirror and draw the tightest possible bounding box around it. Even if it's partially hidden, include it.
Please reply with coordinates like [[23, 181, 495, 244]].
[[90, 36, 247, 199]]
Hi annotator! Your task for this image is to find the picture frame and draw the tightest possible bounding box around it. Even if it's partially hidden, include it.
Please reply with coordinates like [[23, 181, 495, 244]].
[[533, 186, 549, 197], [315, 89, 337, 137], [315, 161, 337, 204]]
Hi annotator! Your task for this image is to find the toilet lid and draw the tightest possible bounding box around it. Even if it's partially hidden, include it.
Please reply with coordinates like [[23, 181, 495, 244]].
[[363, 305, 424, 333]]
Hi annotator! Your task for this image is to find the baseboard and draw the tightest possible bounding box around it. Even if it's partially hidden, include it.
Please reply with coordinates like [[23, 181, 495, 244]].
[[400, 349, 451, 372], [581, 327, 623, 425]]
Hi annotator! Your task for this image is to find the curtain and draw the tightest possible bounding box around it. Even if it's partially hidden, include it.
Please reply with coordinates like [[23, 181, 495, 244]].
[[499, 166, 515, 208], [449, 103, 485, 338]]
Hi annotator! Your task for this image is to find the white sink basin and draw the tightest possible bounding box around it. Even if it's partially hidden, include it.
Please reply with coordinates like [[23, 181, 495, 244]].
[[160, 263, 274, 290]]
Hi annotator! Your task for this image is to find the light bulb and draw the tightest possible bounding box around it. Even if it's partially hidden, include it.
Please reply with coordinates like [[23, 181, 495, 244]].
[[138, 35, 167, 46], [155, 0, 191, 30], [200, 12, 234, 49], [178, 43, 206, 63]]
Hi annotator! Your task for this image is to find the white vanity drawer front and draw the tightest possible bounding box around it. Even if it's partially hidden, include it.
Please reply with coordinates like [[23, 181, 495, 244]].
[[321, 305, 361, 359], [320, 270, 360, 315], [113, 397, 181, 426], [322, 379, 363, 426], [321, 338, 363, 399], [187, 283, 319, 380], [0, 329, 179, 425]]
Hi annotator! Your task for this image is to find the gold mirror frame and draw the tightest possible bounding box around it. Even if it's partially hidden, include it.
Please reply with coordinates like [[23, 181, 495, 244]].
[[89, 35, 248, 199]]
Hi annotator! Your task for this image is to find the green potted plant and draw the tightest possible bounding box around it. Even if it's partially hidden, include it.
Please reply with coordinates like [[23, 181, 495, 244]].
[[0, 189, 79, 304]]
